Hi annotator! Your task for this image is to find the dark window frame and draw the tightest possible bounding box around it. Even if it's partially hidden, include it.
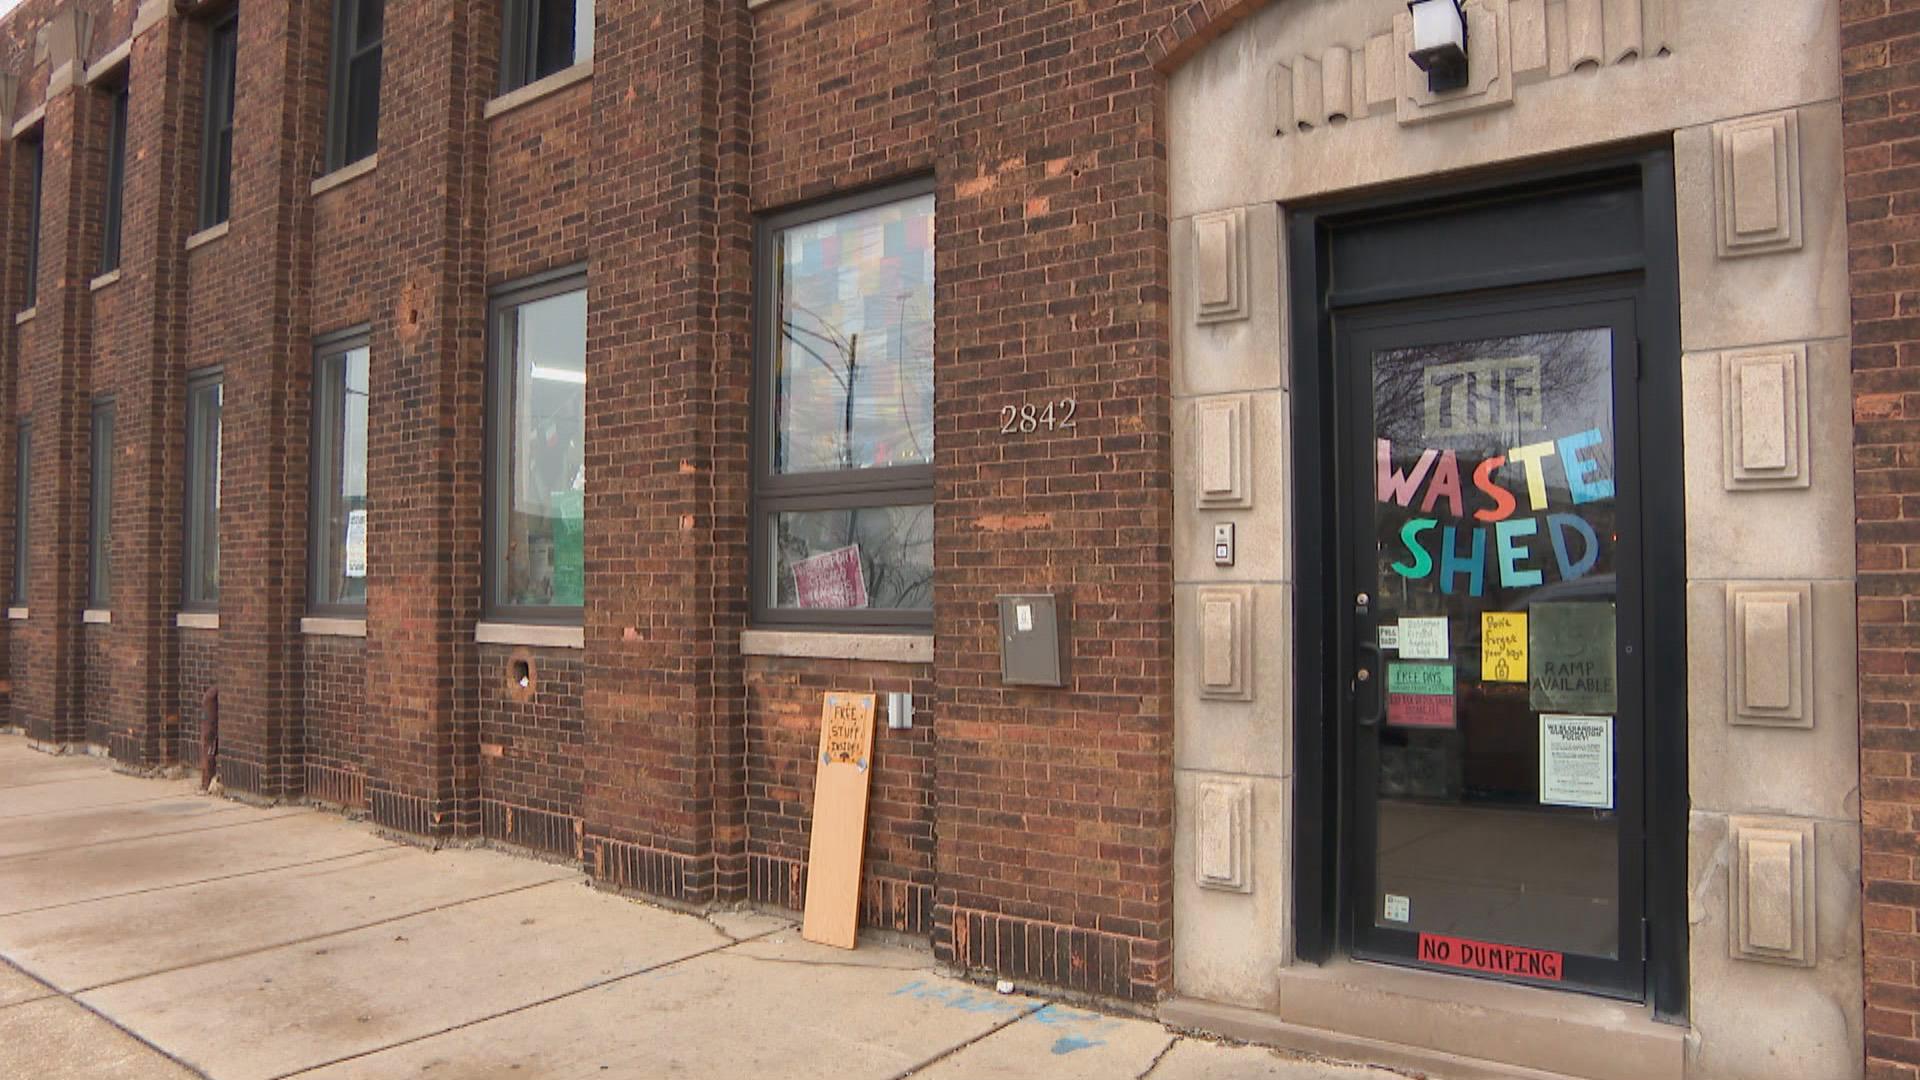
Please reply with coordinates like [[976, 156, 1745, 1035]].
[[198, 11, 238, 232], [88, 400, 114, 610], [183, 370, 223, 611], [21, 134, 43, 310], [308, 327, 371, 616], [99, 78, 129, 275], [498, 0, 589, 94], [749, 177, 936, 632], [483, 265, 587, 625], [324, 0, 382, 171], [12, 421, 28, 606]]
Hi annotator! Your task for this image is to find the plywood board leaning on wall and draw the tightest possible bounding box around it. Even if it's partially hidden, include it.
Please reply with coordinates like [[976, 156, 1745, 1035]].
[[802, 692, 877, 949]]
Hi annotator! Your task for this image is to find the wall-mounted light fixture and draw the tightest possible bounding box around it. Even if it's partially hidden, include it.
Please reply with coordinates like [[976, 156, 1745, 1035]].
[[1408, 0, 1469, 93]]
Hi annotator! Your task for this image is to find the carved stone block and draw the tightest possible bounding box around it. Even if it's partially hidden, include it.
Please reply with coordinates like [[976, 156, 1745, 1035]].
[[1196, 776, 1253, 893], [1714, 110, 1803, 258], [1396, 0, 1514, 125], [1195, 394, 1252, 510], [1729, 816, 1817, 967], [1727, 582, 1812, 729], [1722, 345, 1810, 490], [1510, 0, 1549, 83], [1197, 585, 1253, 702], [1322, 47, 1352, 124], [1293, 55, 1325, 132], [1193, 208, 1250, 325]]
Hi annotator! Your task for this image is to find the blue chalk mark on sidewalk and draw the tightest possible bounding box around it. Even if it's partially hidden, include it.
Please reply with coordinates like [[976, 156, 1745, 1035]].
[[1050, 1034, 1102, 1055]]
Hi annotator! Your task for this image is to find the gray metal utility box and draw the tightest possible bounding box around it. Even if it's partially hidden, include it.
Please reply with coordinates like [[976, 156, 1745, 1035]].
[[996, 593, 1067, 688]]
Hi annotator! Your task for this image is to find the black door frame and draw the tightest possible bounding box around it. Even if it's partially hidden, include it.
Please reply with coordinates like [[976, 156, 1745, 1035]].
[[1286, 146, 1688, 1020]]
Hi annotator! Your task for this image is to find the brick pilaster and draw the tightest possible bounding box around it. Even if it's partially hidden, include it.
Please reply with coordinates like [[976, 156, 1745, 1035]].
[[102, 6, 195, 767], [210, 0, 321, 797], [578, 0, 753, 903], [361, 0, 489, 837], [16, 74, 105, 747], [928, 1, 1177, 1001]]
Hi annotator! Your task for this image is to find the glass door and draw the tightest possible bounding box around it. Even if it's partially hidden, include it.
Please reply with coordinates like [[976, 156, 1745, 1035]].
[[1338, 294, 1646, 998]]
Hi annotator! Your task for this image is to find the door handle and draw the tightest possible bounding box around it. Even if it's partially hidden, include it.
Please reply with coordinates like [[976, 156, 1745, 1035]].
[[1354, 641, 1383, 727]]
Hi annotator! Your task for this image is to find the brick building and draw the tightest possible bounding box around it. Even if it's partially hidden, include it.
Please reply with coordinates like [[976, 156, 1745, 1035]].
[[0, 0, 1906, 1076]]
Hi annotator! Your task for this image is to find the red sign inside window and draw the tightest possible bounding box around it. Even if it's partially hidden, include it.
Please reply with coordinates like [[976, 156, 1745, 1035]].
[[1416, 933, 1563, 982]]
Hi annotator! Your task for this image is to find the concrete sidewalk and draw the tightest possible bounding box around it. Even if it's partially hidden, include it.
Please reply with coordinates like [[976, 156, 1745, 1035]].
[[0, 736, 1402, 1080]]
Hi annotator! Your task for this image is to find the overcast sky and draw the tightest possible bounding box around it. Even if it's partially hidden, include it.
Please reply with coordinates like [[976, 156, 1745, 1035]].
[[0, 0, 22, 21]]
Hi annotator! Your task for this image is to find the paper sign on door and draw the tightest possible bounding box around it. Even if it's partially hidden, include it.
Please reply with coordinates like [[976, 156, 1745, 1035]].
[[1481, 611, 1527, 682], [1386, 662, 1456, 729]]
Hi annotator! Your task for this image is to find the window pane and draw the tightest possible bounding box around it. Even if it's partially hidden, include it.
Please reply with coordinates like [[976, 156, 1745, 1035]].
[[24, 141, 41, 309], [496, 288, 585, 612], [101, 89, 127, 274], [202, 18, 236, 229], [355, 0, 383, 50], [572, 0, 592, 64], [534, 0, 575, 80], [89, 405, 113, 609], [774, 194, 934, 476], [186, 379, 222, 606], [314, 346, 369, 609], [345, 51, 381, 163], [771, 504, 932, 612]]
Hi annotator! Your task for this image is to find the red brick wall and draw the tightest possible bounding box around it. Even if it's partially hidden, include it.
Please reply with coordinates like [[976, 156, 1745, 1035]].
[[929, 1, 1175, 1001], [0, 0, 1207, 1007], [303, 634, 367, 809], [478, 644, 585, 859], [748, 0, 934, 210], [85, 624, 110, 747], [1844, 2, 1920, 1074]]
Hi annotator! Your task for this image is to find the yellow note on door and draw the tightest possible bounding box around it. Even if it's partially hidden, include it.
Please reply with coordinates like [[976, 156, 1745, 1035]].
[[1482, 612, 1528, 683]]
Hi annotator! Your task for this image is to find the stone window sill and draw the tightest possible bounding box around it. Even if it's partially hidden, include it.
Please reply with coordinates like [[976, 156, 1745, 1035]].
[[14, 307, 34, 326], [484, 61, 593, 121], [310, 154, 377, 197], [185, 221, 230, 251], [83, 609, 111, 624], [6, 607, 26, 621], [476, 621, 583, 649], [176, 611, 218, 630], [10, 105, 45, 140], [90, 269, 122, 292], [740, 629, 933, 664], [302, 616, 366, 638]]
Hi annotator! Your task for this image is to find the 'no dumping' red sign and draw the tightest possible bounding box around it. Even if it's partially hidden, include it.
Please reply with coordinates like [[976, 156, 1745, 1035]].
[[1417, 933, 1563, 981]]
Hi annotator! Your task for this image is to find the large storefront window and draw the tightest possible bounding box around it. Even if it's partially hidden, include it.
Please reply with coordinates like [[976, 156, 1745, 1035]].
[[753, 181, 935, 628], [310, 334, 370, 612], [486, 272, 585, 621]]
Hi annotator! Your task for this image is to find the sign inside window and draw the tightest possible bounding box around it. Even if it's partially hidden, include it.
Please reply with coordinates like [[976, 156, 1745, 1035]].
[[793, 544, 869, 609]]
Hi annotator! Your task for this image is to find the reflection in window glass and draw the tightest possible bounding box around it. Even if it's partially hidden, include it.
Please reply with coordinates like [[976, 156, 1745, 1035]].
[[772, 505, 932, 612], [312, 344, 369, 609], [185, 376, 222, 607], [491, 285, 585, 614], [774, 194, 934, 476]]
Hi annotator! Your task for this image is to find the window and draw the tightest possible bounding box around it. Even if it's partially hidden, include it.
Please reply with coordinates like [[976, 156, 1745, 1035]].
[[21, 136, 42, 310], [12, 422, 28, 606], [499, 0, 591, 93], [100, 81, 128, 274], [184, 373, 222, 608], [325, 0, 382, 171], [486, 271, 584, 620], [198, 12, 237, 231], [309, 333, 369, 612], [751, 182, 934, 628], [89, 402, 113, 610]]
